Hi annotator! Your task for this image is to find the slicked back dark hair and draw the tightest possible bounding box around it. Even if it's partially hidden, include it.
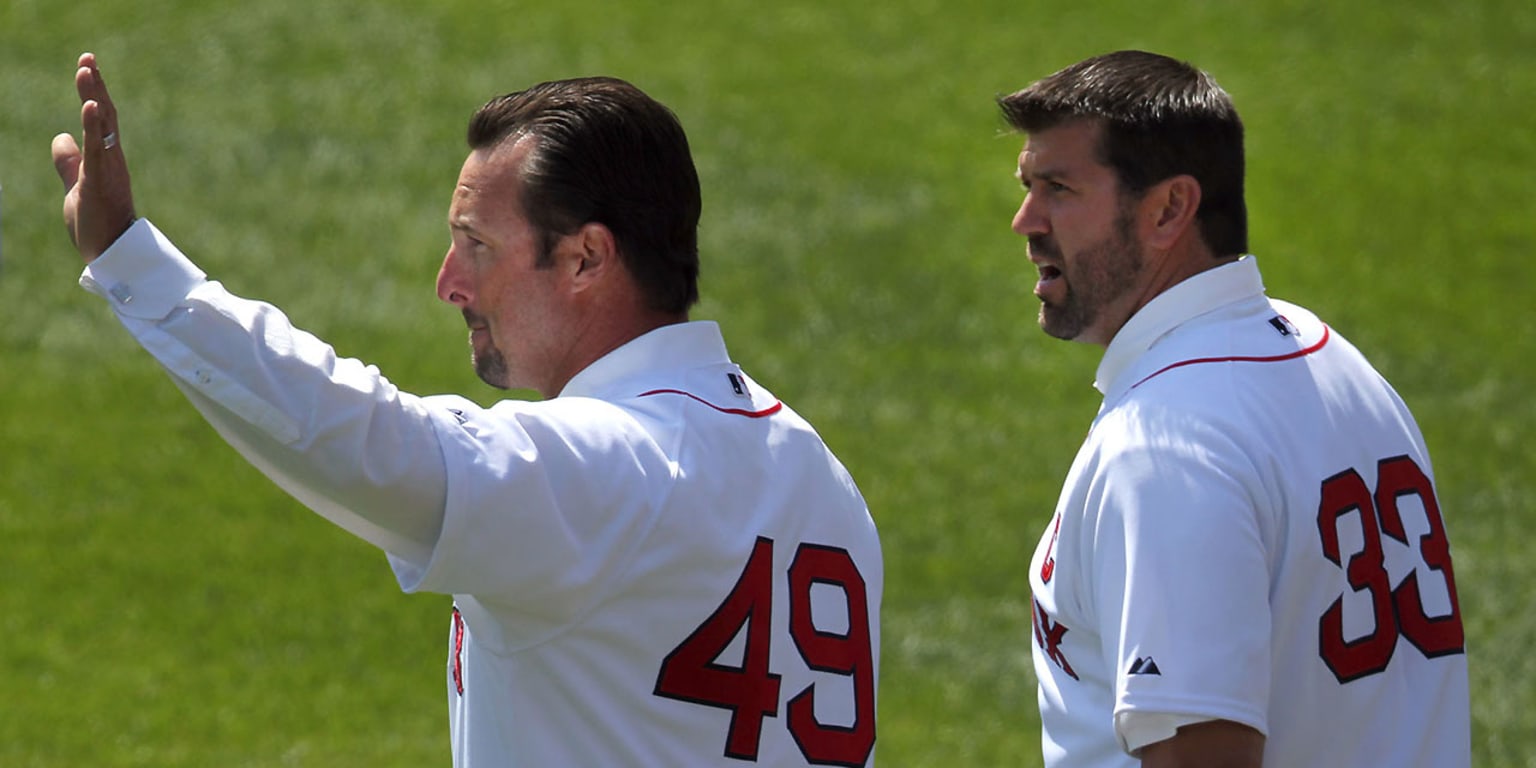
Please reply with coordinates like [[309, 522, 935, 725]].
[[468, 77, 701, 313], [999, 50, 1248, 257]]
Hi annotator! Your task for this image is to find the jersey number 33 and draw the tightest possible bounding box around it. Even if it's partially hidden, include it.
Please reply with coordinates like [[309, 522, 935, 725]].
[[1317, 454, 1464, 683]]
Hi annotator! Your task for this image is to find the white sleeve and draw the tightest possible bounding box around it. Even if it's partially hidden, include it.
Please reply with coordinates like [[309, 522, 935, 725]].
[[79, 219, 447, 564], [390, 396, 676, 641], [1086, 407, 1272, 753]]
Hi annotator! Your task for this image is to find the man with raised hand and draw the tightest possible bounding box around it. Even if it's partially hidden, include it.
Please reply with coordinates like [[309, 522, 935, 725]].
[[54, 52, 881, 767]]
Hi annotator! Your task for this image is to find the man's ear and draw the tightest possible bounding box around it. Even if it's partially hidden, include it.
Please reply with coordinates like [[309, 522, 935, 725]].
[[1141, 174, 1202, 252], [562, 222, 619, 288]]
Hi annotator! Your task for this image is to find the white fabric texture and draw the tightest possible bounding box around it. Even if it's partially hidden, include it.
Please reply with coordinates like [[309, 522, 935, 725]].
[[82, 219, 883, 767], [1029, 258, 1469, 767]]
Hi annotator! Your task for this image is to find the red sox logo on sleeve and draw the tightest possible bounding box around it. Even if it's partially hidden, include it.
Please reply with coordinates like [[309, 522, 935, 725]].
[[1040, 512, 1062, 584], [451, 606, 466, 696], [1033, 512, 1078, 680], [1032, 598, 1078, 681]]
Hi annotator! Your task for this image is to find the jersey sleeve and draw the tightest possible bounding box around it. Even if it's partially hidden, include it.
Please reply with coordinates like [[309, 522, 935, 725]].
[[80, 219, 449, 564], [1082, 400, 1273, 752], [389, 396, 680, 646]]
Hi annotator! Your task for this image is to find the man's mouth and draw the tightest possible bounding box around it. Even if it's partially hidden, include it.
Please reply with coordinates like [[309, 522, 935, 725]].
[[1028, 235, 1064, 298], [462, 309, 489, 333], [468, 326, 492, 350], [1035, 268, 1063, 299]]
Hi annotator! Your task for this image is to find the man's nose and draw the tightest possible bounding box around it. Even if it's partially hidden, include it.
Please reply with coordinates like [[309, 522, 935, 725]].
[[437, 245, 471, 307], [1012, 191, 1048, 238]]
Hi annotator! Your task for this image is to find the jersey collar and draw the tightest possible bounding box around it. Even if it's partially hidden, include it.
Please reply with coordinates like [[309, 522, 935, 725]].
[[559, 320, 732, 400], [1094, 256, 1266, 395]]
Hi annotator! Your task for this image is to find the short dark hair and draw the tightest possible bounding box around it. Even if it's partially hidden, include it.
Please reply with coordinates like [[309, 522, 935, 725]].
[[999, 50, 1248, 257], [468, 77, 701, 313]]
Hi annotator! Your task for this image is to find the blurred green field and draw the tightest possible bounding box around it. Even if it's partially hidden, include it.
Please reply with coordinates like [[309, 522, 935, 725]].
[[2, 0, 1532, 765]]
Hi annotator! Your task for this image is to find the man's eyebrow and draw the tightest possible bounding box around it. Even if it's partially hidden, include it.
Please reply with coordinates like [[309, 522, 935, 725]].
[[1017, 166, 1070, 184]]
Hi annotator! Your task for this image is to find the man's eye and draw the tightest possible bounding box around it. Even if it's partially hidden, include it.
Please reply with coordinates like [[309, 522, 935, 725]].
[[1021, 179, 1068, 194]]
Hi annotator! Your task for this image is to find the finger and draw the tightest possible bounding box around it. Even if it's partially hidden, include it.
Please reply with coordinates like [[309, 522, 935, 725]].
[[74, 62, 95, 108], [51, 133, 83, 189], [79, 99, 103, 170], [94, 64, 120, 130], [74, 70, 110, 148], [76, 55, 120, 130], [75, 59, 125, 174], [74, 62, 100, 155]]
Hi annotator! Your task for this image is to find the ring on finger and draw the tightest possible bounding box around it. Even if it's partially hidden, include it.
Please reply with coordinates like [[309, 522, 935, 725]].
[[103, 131, 119, 150]]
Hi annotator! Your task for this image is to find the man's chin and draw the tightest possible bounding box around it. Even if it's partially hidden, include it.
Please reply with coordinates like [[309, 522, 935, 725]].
[[1039, 306, 1089, 343], [472, 353, 512, 390]]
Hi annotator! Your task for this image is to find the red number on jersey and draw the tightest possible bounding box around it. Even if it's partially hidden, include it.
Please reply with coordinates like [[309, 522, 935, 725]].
[[654, 537, 877, 766], [1316, 455, 1464, 683], [1375, 456, 1465, 658], [653, 537, 782, 760], [787, 544, 877, 766]]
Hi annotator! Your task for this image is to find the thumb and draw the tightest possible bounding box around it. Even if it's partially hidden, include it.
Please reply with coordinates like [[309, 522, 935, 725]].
[[51, 132, 83, 190]]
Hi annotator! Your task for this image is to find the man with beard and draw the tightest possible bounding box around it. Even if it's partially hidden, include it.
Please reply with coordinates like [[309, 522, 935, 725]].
[[1000, 51, 1468, 767], [53, 53, 881, 767]]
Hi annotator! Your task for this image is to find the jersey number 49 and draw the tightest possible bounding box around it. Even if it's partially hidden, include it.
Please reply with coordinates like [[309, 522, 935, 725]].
[[653, 536, 876, 766]]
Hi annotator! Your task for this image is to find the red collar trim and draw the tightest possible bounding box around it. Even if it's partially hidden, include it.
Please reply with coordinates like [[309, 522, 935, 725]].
[[1130, 324, 1332, 390], [638, 389, 784, 418]]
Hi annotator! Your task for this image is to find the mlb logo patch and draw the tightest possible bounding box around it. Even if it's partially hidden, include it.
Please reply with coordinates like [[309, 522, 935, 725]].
[[727, 372, 750, 398], [1268, 315, 1300, 337]]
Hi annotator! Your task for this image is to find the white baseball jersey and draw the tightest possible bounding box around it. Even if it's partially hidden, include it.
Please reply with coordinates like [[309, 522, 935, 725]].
[[1028, 257, 1468, 767], [82, 219, 882, 767]]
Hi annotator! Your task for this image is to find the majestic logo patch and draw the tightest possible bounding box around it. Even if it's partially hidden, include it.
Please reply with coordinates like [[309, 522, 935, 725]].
[[1128, 656, 1162, 676], [1268, 315, 1299, 338]]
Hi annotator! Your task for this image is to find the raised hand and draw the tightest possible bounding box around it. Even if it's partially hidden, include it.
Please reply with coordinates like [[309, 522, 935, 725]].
[[52, 52, 138, 263]]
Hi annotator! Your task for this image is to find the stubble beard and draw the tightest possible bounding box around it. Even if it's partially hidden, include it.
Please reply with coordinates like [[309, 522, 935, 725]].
[[473, 346, 511, 390], [464, 309, 512, 390], [1036, 209, 1144, 342]]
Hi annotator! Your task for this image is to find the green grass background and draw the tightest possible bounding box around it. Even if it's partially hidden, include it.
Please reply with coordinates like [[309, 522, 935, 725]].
[[2, 0, 1532, 765]]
